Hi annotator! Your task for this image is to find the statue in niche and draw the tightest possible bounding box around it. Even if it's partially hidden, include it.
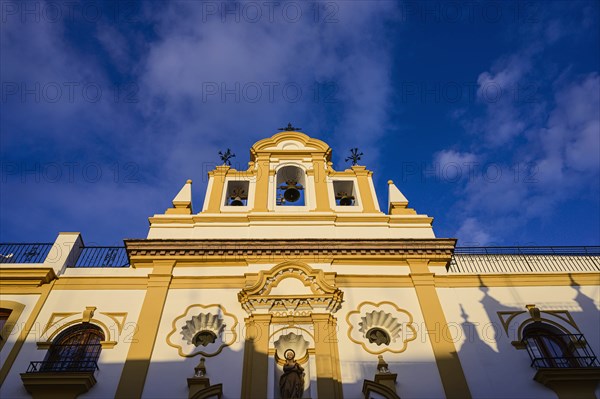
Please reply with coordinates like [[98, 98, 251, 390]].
[[279, 349, 304, 399]]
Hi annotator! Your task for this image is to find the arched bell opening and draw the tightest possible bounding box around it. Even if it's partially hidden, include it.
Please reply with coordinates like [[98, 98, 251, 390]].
[[276, 165, 306, 206], [333, 180, 357, 206], [224, 180, 250, 206]]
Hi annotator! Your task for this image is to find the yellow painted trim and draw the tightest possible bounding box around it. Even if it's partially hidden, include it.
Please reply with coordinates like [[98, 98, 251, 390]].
[[351, 165, 378, 213], [251, 131, 330, 154], [312, 158, 332, 212], [39, 319, 113, 346], [206, 166, 229, 213], [100, 312, 129, 335], [115, 260, 174, 399], [336, 275, 413, 287], [269, 325, 315, 341], [435, 273, 600, 287], [408, 260, 472, 399], [0, 268, 56, 286], [0, 281, 54, 386], [240, 314, 272, 399], [170, 276, 246, 289], [53, 277, 148, 290], [253, 157, 270, 212], [0, 286, 45, 294], [27, 272, 599, 293], [0, 300, 26, 352], [499, 308, 582, 344], [311, 313, 343, 398]]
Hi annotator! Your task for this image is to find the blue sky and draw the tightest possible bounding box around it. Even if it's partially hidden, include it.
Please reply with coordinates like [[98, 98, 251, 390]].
[[1, 0, 599, 246]]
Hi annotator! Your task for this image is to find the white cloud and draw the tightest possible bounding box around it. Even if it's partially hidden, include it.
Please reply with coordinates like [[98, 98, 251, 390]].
[[455, 218, 491, 246], [433, 150, 478, 182], [446, 73, 599, 241], [1, 1, 401, 241]]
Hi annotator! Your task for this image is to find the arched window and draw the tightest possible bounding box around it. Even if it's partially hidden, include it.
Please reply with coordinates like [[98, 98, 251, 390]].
[[522, 323, 580, 368], [42, 323, 104, 372]]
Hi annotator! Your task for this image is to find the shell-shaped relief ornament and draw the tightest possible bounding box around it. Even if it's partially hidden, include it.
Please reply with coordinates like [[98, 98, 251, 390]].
[[358, 311, 404, 346], [274, 332, 310, 363], [167, 304, 238, 358], [181, 313, 225, 347], [347, 301, 417, 355]]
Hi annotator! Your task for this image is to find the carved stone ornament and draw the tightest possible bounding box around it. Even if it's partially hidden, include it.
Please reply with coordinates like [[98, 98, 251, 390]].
[[274, 332, 310, 363], [167, 304, 238, 357], [238, 261, 343, 316], [181, 313, 225, 347], [347, 302, 417, 355]]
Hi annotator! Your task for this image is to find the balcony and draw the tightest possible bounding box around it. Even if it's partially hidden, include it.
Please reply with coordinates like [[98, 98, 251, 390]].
[[523, 333, 600, 369], [521, 333, 600, 397], [21, 345, 100, 398], [26, 360, 99, 373]]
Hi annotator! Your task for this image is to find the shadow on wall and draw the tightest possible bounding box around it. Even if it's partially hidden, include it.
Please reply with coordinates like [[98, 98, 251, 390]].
[[453, 275, 600, 399]]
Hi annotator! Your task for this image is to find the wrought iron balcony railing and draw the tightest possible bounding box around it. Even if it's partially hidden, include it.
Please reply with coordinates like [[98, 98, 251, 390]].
[[74, 246, 129, 267], [0, 243, 53, 264], [26, 360, 99, 373], [523, 333, 600, 369]]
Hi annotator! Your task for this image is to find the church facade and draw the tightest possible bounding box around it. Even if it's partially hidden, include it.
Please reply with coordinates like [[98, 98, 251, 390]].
[[1, 130, 599, 399]]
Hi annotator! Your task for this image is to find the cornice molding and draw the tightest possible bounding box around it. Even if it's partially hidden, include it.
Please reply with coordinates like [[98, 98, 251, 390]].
[[0, 267, 56, 286], [125, 239, 456, 260]]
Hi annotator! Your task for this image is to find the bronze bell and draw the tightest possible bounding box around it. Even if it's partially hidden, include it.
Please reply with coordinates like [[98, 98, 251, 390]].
[[279, 180, 303, 203], [336, 191, 354, 206], [230, 197, 244, 206], [339, 196, 353, 206], [284, 187, 300, 202], [229, 188, 247, 206]]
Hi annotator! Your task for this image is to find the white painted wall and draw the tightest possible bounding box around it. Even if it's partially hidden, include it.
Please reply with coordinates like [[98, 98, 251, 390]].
[[336, 287, 445, 399], [143, 288, 247, 399], [0, 289, 146, 399], [437, 285, 600, 399]]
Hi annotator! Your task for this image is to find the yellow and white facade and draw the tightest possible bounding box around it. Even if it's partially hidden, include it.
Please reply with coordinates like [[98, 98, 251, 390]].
[[1, 130, 599, 399]]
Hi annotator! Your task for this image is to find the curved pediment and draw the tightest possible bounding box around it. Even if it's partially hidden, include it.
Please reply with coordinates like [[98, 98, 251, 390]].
[[251, 131, 331, 157], [238, 261, 343, 316]]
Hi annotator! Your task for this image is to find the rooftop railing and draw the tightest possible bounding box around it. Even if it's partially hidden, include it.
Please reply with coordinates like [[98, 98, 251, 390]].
[[454, 246, 600, 256], [74, 246, 129, 268], [0, 243, 129, 267], [450, 246, 600, 273], [2, 243, 598, 270], [0, 243, 53, 264]]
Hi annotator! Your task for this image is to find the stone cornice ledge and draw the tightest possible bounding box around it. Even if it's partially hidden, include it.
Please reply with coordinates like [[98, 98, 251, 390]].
[[125, 238, 457, 259], [0, 267, 56, 286]]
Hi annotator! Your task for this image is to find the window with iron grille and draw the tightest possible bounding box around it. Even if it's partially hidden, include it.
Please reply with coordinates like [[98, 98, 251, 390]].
[[27, 323, 104, 373], [522, 323, 599, 369]]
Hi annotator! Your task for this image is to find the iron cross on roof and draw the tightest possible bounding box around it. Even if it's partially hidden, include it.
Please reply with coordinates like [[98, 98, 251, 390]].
[[278, 123, 302, 132]]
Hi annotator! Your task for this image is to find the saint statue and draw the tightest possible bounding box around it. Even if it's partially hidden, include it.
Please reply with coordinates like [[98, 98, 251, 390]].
[[279, 349, 304, 399]]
